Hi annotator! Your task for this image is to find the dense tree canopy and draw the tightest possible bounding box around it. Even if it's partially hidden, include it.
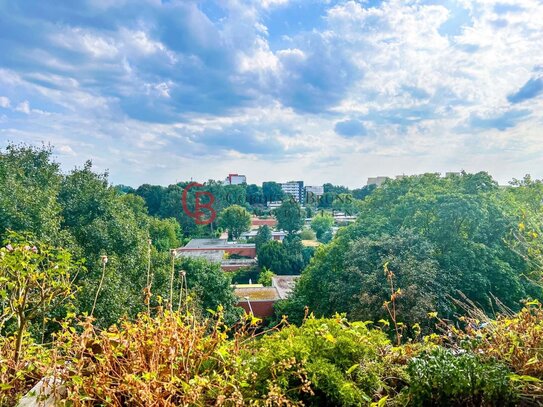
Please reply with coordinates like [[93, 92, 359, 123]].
[[262, 181, 284, 203], [283, 172, 543, 325], [0, 144, 241, 329], [311, 213, 334, 240], [218, 205, 251, 240], [275, 200, 304, 235]]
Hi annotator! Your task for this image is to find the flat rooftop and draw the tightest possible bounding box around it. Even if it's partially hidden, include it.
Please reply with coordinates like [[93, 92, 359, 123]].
[[241, 230, 285, 238], [234, 286, 280, 301], [177, 250, 224, 262], [272, 275, 299, 299], [180, 238, 255, 250]]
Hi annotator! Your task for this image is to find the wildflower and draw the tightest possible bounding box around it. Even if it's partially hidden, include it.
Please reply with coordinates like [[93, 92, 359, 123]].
[[5, 244, 13, 252]]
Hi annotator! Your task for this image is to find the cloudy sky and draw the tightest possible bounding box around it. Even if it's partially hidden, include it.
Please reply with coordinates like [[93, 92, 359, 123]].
[[1, 0, 542, 187]]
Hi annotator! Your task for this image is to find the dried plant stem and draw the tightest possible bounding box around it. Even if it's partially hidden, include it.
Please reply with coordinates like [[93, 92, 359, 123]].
[[91, 256, 108, 318]]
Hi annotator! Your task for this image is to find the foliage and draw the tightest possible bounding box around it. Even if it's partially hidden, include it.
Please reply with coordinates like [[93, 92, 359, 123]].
[[51, 311, 251, 406], [0, 144, 62, 242], [148, 217, 181, 252], [175, 257, 241, 324], [262, 181, 284, 203], [0, 334, 51, 406], [0, 232, 79, 363], [245, 315, 408, 406], [332, 193, 359, 215], [407, 347, 517, 406], [299, 228, 316, 240], [257, 268, 274, 286], [258, 240, 289, 275], [254, 225, 272, 254], [218, 205, 251, 240], [257, 236, 309, 276], [288, 172, 543, 327], [275, 199, 304, 235], [451, 302, 543, 401], [246, 183, 264, 205], [311, 213, 334, 240], [352, 184, 377, 200]]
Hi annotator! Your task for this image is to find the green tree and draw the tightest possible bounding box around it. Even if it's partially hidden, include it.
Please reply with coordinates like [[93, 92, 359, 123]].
[[135, 184, 164, 216], [218, 205, 251, 240], [352, 184, 376, 200], [258, 240, 289, 275], [255, 225, 272, 254], [332, 193, 359, 215], [262, 182, 284, 203], [311, 213, 334, 240], [275, 200, 304, 235], [0, 232, 80, 363], [0, 144, 62, 241], [176, 257, 241, 323], [286, 173, 543, 325], [299, 228, 316, 240], [59, 162, 149, 327], [149, 217, 181, 252], [257, 268, 274, 286], [246, 184, 264, 206]]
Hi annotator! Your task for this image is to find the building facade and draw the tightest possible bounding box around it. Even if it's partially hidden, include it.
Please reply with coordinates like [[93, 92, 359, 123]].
[[304, 185, 324, 205], [281, 181, 304, 203], [225, 173, 247, 185]]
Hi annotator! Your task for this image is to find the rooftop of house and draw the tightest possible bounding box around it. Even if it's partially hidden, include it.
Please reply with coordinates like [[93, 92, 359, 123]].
[[272, 275, 299, 299], [301, 240, 320, 247], [178, 249, 224, 262], [234, 286, 280, 301], [241, 230, 285, 238], [180, 238, 255, 250]]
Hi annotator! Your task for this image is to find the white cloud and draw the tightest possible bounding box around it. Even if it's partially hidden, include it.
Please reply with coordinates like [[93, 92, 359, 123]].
[[15, 100, 30, 114], [0, 96, 10, 108]]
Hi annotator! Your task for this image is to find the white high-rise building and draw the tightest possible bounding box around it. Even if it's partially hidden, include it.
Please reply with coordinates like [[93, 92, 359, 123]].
[[281, 181, 304, 203]]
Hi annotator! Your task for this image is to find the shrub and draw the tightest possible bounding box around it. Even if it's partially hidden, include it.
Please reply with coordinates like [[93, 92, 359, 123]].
[[454, 303, 543, 401], [407, 347, 517, 406], [51, 311, 251, 406], [245, 315, 409, 406]]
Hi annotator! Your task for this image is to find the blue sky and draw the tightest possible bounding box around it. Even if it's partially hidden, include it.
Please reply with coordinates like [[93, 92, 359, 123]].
[[1, 0, 542, 187]]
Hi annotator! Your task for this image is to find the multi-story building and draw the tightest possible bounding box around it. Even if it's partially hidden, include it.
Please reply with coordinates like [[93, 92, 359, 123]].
[[304, 185, 324, 205], [225, 173, 247, 185], [281, 181, 304, 203]]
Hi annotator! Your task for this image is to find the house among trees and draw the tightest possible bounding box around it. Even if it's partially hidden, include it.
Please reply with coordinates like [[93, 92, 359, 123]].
[[176, 238, 256, 271]]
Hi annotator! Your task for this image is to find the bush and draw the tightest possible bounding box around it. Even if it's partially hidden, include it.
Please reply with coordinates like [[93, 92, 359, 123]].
[[299, 228, 316, 240], [407, 347, 517, 406], [245, 315, 408, 406], [51, 311, 251, 406]]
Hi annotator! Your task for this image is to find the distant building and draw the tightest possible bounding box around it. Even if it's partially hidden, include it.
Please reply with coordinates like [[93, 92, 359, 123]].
[[234, 286, 280, 318], [234, 275, 299, 317], [304, 185, 324, 205], [272, 275, 300, 300], [251, 217, 277, 230], [367, 176, 389, 186], [241, 230, 285, 241], [176, 239, 256, 259], [267, 201, 282, 210], [225, 173, 247, 185], [281, 181, 304, 203]]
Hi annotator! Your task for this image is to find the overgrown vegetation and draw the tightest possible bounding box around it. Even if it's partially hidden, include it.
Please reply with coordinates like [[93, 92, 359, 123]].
[[4, 144, 543, 405]]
